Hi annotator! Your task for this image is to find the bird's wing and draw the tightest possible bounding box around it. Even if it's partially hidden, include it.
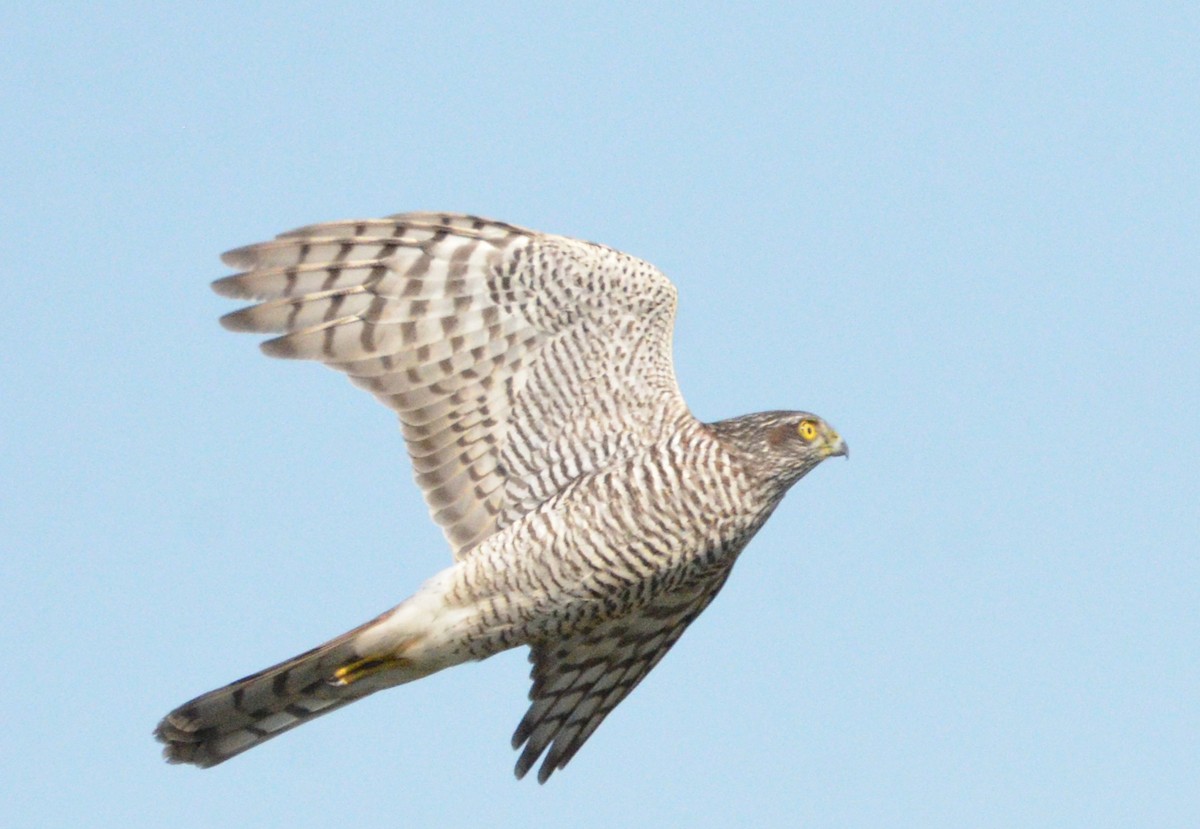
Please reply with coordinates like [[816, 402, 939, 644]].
[[216, 213, 692, 558], [511, 569, 732, 783]]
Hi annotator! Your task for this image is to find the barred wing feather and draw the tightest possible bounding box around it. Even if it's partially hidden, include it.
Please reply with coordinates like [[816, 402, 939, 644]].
[[512, 570, 731, 783], [215, 213, 691, 558]]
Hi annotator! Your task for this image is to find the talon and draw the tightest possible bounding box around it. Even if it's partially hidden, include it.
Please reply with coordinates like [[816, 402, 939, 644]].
[[330, 656, 408, 686]]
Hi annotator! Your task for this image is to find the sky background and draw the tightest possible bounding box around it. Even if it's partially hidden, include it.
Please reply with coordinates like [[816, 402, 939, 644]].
[[2, 3, 1196, 827]]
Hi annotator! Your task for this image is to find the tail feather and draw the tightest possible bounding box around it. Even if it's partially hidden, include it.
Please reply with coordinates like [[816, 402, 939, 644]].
[[156, 617, 396, 768]]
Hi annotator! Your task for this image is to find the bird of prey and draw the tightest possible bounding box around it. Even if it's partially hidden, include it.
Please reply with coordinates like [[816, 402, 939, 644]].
[[155, 212, 847, 783]]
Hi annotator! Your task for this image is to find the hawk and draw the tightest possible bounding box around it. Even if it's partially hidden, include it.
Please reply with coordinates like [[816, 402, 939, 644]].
[[155, 212, 847, 782]]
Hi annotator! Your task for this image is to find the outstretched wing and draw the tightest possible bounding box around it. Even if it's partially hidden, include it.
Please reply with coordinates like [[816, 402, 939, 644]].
[[215, 213, 692, 558], [512, 569, 732, 783]]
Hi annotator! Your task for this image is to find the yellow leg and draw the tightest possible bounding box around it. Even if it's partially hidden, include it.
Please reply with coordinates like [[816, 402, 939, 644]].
[[331, 656, 410, 686]]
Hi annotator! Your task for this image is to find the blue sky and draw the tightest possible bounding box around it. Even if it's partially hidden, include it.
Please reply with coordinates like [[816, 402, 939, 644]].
[[2, 3, 1196, 827]]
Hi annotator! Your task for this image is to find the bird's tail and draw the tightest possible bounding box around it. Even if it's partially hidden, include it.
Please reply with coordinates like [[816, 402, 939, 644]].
[[155, 608, 430, 767]]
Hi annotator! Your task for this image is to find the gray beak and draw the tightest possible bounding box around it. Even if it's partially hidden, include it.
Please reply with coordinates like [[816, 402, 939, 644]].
[[825, 433, 849, 459]]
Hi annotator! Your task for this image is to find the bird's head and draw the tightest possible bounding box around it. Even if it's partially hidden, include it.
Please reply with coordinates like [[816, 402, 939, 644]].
[[709, 410, 847, 489]]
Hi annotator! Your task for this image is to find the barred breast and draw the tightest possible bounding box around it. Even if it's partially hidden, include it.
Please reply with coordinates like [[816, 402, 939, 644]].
[[439, 420, 781, 657]]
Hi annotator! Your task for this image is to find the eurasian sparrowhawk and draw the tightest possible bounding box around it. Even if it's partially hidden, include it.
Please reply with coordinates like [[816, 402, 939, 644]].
[[155, 212, 847, 782]]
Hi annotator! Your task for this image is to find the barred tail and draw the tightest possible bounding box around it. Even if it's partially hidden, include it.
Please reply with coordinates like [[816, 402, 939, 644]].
[[155, 610, 421, 768]]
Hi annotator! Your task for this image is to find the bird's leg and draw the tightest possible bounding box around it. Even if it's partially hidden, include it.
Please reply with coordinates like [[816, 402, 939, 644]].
[[330, 656, 412, 686]]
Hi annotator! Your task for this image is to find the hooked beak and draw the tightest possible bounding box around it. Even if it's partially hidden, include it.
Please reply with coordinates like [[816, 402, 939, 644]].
[[824, 431, 849, 460]]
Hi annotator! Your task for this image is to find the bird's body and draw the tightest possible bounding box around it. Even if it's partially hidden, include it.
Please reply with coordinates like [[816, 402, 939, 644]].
[[156, 213, 846, 782]]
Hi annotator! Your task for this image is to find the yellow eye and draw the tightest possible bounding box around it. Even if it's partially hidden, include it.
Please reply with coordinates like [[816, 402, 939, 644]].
[[797, 419, 819, 441]]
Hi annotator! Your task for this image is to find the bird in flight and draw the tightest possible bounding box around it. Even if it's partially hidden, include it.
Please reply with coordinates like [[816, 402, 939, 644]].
[[155, 212, 847, 782]]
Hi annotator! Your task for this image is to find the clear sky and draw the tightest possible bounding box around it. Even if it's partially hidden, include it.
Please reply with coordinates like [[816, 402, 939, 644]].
[[2, 3, 1196, 827]]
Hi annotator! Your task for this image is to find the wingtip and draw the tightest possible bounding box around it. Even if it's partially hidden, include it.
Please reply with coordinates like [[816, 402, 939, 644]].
[[259, 335, 299, 359], [220, 245, 257, 269], [211, 273, 248, 298], [513, 744, 536, 781], [218, 307, 256, 332]]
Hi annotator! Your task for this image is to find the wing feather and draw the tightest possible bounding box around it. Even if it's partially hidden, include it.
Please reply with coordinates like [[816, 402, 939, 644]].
[[215, 213, 691, 558], [512, 570, 731, 783]]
